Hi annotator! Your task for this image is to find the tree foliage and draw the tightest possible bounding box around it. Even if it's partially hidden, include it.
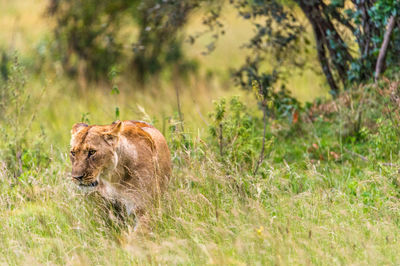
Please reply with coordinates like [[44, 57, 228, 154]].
[[47, 0, 400, 97], [229, 0, 400, 95], [295, 0, 400, 93], [47, 0, 126, 81], [47, 0, 202, 83]]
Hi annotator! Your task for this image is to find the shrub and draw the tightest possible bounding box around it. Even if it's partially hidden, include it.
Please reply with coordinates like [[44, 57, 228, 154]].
[[208, 96, 272, 172], [0, 56, 49, 178]]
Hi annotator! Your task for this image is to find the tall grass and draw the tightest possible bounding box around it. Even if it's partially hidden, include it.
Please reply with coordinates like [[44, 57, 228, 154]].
[[1, 57, 400, 264]]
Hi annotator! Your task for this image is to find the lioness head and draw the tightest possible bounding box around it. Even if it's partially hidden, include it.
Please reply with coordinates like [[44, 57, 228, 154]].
[[69, 121, 123, 187]]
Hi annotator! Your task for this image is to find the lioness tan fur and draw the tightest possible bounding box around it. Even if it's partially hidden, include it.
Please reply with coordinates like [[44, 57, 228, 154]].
[[69, 120, 171, 225]]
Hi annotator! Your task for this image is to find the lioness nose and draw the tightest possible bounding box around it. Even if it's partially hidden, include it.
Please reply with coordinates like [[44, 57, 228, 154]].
[[72, 175, 84, 181]]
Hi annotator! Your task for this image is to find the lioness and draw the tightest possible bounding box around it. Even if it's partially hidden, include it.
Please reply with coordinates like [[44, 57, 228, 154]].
[[69, 120, 171, 227]]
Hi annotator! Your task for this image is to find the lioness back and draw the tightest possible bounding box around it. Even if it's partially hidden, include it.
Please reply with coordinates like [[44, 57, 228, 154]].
[[126, 121, 172, 184], [119, 120, 172, 194]]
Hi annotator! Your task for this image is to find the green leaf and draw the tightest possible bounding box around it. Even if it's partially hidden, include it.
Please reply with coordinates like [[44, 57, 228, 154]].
[[111, 85, 120, 95], [115, 107, 120, 120]]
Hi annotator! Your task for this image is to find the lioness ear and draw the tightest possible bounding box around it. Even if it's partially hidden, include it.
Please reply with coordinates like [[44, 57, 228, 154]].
[[103, 120, 123, 146], [71, 123, 88, 135]]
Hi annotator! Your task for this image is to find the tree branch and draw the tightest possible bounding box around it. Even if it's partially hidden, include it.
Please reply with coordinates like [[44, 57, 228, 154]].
[[375, 15, 397, 83], [314, 25, 340, 94]]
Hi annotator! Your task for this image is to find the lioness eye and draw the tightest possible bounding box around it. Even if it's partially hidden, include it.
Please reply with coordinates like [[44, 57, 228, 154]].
[[70, 151, 75, 156], [88, 150, 96, 157]]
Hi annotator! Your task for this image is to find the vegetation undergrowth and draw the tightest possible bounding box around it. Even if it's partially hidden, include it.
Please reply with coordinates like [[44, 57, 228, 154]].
[[1, 54, 400, 264]]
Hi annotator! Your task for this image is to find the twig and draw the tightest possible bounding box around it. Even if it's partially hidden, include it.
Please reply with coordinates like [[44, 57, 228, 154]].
[[253, 104, 267, 175], [375, 15, 397, 83], [253, 79, 269, 176], [343, 147, 398, 167], [195, 103, 209, 126], [218, 123, 223, 157], [343, 147, 368, 162], [174, 84, 188, 146], [16, 151, 23, 178], [382, 162, 397, 167], [175, 86, 184, 132]]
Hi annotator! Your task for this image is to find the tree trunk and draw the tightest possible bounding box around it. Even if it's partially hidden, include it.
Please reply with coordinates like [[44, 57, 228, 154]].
[[296, 0, 341, 94]]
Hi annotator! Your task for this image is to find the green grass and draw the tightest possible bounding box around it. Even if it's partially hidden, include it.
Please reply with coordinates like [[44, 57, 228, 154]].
[[2, 74, 400, 264]]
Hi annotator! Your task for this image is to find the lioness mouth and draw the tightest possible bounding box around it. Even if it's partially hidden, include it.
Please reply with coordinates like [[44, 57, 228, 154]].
[[79, 180, 99, 187]]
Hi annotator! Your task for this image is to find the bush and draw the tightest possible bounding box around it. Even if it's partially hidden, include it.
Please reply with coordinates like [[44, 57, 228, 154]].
[[0, 56, 49, 178], [208, 96, 272, 172]]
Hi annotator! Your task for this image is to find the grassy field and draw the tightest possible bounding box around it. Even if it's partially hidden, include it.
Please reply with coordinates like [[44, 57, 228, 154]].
[[1, 1, 400, 265], [2, 75, 400, 264]]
